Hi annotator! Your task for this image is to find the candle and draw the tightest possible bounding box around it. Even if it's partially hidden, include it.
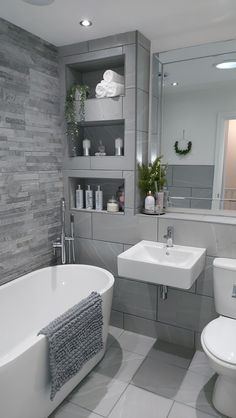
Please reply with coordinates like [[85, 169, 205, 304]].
[[115, 137, 123, 156], [83, 139, 91, 156]]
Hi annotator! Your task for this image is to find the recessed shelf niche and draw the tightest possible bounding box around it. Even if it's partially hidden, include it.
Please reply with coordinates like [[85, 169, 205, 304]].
[[69, 177, 125, 213], [68, 119, 125, 158], [66, 54, 125, 99]]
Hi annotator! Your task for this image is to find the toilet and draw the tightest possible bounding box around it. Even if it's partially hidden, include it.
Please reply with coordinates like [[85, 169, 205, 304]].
[[201, 258, 236, 418]]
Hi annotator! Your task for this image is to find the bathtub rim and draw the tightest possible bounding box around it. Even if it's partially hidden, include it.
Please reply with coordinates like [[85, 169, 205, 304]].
[[0, 264, 115, 295]]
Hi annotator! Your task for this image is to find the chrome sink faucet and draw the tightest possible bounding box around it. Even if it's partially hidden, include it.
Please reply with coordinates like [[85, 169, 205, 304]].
[[53, 198, 75, 264], [163, 226, 174, 247]]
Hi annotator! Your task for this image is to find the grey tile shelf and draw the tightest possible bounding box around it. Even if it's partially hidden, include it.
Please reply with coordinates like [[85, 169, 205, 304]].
[[70, 208, 125, 215]]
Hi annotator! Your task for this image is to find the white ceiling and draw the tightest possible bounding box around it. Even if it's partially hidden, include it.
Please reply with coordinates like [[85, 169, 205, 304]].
[[1, 0, 236, 51]]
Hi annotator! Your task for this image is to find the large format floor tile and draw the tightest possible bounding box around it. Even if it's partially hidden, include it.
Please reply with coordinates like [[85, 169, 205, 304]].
[[107, 326, 124, 348], [173, 371, 224, 417], [147, 340, 194, 369], [188, 351, 215, 378], [115, 330, 156, 356], [132, 356, 188, 399], [53, 402, 102, 418], [168, 402, 221, 418], [108, 385, 173, 418], [68, 372, 127, 417], [94, 347, 145, 383]]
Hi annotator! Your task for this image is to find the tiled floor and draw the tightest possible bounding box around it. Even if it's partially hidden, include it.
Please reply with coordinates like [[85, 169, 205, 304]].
[[51, 327, 227, 418]]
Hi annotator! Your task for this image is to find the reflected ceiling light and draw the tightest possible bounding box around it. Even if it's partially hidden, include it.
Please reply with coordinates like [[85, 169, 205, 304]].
[[22, 0, 55, 5], [171, 82, 178, 86], [80, 19, 92, 27], [215, 61, 236, 69]]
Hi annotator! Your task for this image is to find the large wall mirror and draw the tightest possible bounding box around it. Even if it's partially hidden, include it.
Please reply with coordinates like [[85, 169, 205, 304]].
[[150, 39, 236, 211]]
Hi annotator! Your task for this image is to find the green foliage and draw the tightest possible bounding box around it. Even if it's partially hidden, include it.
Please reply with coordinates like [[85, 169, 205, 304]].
[[138, 156, 168, 196], [65, 84, 90, 138]]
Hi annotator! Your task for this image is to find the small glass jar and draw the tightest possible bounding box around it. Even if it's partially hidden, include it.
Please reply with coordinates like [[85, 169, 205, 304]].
[[117, 186, 125, 211], [107, 196, 119, 212]]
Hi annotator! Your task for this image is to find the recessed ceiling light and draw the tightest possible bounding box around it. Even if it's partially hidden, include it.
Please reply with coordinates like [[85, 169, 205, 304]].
[[171, 82, 179, 86], [215, 61, 236, 69], [22, 0, 55, 5], [80, 19, 92, 27]]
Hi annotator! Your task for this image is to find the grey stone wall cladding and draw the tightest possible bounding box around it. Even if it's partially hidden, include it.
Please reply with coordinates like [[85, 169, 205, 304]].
[[0, 18, 63, 285]]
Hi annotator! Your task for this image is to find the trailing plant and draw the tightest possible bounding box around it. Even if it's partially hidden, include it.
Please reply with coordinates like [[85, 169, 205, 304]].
[[138, 156, 168, 196], [174, 140, 192, 156], [65, 84, 90, 138]]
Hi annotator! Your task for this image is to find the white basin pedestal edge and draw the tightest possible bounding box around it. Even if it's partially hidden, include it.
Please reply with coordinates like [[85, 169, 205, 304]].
[[117, 240, 206, 290]]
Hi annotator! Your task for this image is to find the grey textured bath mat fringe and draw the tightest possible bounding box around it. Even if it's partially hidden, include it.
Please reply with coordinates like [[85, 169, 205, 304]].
[[38, 291, 103, 400]]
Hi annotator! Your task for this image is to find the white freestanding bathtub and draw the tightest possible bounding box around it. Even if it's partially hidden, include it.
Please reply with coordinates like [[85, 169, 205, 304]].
[[0, 264, 114, 418]]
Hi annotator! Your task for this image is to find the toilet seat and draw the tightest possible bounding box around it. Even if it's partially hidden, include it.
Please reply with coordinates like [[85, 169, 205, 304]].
[[202, 316, 236, 365]]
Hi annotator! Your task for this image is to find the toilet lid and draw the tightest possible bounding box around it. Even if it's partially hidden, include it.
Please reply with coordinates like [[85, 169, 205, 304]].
[[202, 316, 236, 365]]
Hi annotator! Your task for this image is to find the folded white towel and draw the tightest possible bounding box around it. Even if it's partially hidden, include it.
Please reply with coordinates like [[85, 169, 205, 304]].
[[103, 70, 124, 84], [105, 81, 124, 97], [95, 81, 108, 98], [96, 80, 124, 98]]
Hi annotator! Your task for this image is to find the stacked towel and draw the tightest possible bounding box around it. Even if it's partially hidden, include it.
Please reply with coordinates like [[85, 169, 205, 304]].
[[96, 70, 124, 98], [38, 292, 103, 401]]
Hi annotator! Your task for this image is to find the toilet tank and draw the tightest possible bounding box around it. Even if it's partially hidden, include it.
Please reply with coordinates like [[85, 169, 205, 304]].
[[213, 258, 236, 319]]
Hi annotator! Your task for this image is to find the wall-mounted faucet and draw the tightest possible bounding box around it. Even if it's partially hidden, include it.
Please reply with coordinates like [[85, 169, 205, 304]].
[[163, 226, 174, 247], [53, 198, 75, 264]]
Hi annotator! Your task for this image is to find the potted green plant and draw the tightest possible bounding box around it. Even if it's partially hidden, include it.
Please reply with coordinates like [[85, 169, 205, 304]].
[[138, 156, 168, 200], [65, 84, 90, 156]]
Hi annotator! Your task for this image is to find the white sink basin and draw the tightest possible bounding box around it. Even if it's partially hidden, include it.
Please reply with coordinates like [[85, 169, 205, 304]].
[[118, 240, 206, 289]]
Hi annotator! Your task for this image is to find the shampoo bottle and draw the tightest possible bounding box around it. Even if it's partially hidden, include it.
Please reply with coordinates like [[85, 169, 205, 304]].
[[95, 185, 103, 211], [76, 185, 84, 209], [85, 185, 93, 210], [145, 191, 155, 212]]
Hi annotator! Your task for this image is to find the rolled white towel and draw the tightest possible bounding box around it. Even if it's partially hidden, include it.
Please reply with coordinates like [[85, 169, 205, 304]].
[[103, 70, 124, 84], [106, 81, 124, 97], [95, 81, 108, 98]]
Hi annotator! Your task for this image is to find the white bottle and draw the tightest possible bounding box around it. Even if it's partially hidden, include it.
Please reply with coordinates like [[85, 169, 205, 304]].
[[95, 185, 103, 211], [145, 191, 155, 212], [76, 185, 84, 209], [85, 185, 93, 210]]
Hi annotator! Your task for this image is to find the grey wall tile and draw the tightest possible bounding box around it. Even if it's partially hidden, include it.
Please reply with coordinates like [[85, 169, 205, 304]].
[[196, 256, 214, 297], [137, 132, 148, 165], [92, 212, 158, 244], [158, 289, 217, 332], [137, 89, 149, 132], [88, 31, 136, 51], [74, 237, 123, 276], [158, 218, 236, 257], [110, 309, 124, 328], [124, 44, 136, 89], [124, 314, 195, 348], [113, 277, 157, 320], [123, 88, 136, 131], [58, 42, 89, 57], [137, 32, 151, 51], [69, 210, 92, 239], [137, 45, 150, 93], [172, 165, 214, 188]]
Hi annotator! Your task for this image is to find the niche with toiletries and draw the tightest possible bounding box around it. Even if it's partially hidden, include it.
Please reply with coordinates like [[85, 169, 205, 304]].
[[70, 177, 125, 214]]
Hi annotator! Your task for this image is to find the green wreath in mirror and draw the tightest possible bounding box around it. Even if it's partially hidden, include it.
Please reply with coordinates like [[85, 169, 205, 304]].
[[174, 141, 192, 155]]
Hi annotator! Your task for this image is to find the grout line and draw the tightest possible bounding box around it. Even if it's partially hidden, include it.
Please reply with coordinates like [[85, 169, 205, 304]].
[[67, 399, 105, 417], [166, 401, 175, 418]]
